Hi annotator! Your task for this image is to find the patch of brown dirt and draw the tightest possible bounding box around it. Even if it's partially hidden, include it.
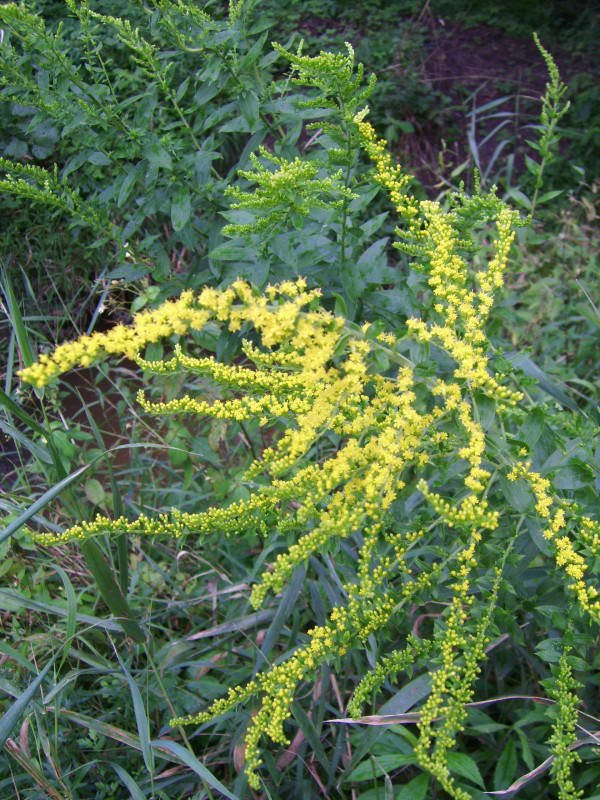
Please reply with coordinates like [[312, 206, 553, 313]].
[[395, 15, 596, 189]]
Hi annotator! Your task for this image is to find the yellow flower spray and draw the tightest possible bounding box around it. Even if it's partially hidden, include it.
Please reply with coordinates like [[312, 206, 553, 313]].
[[19, 44, 594, 797]]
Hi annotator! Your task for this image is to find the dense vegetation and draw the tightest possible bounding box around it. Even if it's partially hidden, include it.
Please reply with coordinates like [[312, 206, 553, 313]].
[[0, 1, 599, 798]]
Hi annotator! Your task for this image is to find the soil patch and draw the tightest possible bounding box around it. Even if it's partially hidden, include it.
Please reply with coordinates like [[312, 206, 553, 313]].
[[400, 16, 595, 187]]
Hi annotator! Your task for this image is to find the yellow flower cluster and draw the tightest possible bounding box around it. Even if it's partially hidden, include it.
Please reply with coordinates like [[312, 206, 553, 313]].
[[508, 462, 600, 620], [418, 481, 498, 530], [19, 291, 210, 388], [355, 115, 522, 410]]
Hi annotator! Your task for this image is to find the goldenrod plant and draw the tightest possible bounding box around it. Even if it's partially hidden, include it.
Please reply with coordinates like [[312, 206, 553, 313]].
[[17, 44, 600, 794], [3, 7, 599, 795]]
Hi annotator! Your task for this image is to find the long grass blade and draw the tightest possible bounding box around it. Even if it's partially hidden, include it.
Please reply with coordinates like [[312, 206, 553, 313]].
[[485, 737, 599, 795], [110, 762, 147, 800], [1, 264, 35, 370], [0, 659, 54, 747], [116, 651, 155, 774], [151, 739, 240, 800], [53, 565, 77, 669], [80, 539, 146, 643], [83, 409, 130, 594], [4, 739, 63, 800], [0, 463, 89, 545], [0, 587, 123, 633]]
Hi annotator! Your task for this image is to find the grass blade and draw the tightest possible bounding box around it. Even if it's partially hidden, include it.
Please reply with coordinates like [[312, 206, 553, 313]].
[[53, 565, 77, 669], [151, 738, 240, 800], [56, 708, 143, 751], [4, 739, 63, 800], [0, 642, 36, 673], [0, 418, 52, 463], [0, 463, 89, 545], [0, 659, 54, 747], [1, 264, 35, 370], [80, 539, 146, 643], [256, 565, 305, 668], [79, 395, 128, 591], [110, 762, 147, 800], [486, 737, 599, 795], [187, 609, 274, 640], [115, 651, 154, 774], [0, 587, 124, 633], [291, 702, 329, 772]]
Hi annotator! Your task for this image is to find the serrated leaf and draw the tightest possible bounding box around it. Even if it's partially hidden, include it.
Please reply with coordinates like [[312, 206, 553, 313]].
[[535, 638, 561, 663]]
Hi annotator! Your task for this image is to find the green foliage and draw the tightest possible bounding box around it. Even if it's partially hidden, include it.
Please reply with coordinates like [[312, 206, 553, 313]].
[[1, 5, 600, 799], [0, 0, 284, 290]]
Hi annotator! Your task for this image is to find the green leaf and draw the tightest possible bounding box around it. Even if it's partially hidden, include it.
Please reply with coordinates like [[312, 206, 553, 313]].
[[505, 352, 580, 413], [396, 773, 429, 800], [53, 564, 77, 654], [521, 407, 545, 447], [117, 166, 140, 207], [144, 140, 172, 171], [106, 264, 150, 281], [499, 476, 532, 513], [0, 641, 36, 673], [0, 588, 123, 632], [151, 739, 240, 799], [506, 188, 532, 210], [0, 463, 90, 546], [88, 151, 111, 166], [84, 478, 106, 507], [359, 211, 388, 241], [0, 659, 54, 747], [109, 763, 147, 800], [210, 242, 249, 261], [446, 752, 484, 787], [347, 754, 416, 781], [116, 652, 154, 774], [80, 539, 146, 643], [171, 186, 192, 231], [538, 189, 563, 204], [535, 638, 562, 663], [258, 565, 305, 664], [291, 702, 329, 772], [240, 90, 259, 128], [0, 419, 53, 464], [378, 674, 432, 715], [494, 739, 518, 790], [1, 265, 35, 370]]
